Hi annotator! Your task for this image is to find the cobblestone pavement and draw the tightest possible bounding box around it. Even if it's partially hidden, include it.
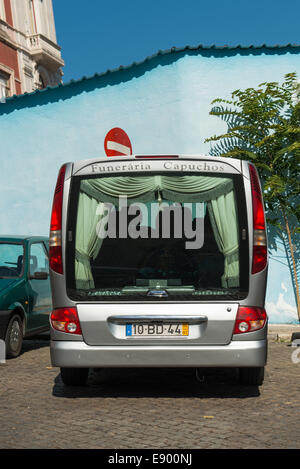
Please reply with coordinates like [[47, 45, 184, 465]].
[[0, 338, 299, 449]]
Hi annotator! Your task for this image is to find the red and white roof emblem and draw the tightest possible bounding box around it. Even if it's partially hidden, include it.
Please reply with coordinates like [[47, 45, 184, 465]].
[[104, 128, 132, 157]]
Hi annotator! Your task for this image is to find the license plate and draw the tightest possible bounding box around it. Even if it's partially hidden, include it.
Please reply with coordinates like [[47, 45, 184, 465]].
[[126, 323, 189, 337]]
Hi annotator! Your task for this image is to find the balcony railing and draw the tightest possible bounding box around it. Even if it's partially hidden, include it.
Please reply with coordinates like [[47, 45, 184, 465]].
[[28, 33, 64, 71]]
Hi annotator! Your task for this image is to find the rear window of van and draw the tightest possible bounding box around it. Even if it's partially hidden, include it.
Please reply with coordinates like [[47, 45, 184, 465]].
[[66, 173, 249, 301]]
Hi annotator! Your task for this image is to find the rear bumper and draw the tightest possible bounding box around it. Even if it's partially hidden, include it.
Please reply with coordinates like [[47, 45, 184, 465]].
[[50, 339, 267, 368]]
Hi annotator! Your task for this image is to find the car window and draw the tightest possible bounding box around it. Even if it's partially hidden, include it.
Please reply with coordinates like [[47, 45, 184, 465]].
[[0, 243, 24, 278], [29, 243, 49, 276]]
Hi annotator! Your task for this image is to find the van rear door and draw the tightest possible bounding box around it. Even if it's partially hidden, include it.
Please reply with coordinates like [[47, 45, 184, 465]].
[[76, 302, 239, 346], [65, 156, 249, 347]]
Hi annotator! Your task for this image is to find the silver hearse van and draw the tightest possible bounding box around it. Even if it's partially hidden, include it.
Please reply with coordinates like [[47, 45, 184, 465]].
[[49, 155, 268, 386]]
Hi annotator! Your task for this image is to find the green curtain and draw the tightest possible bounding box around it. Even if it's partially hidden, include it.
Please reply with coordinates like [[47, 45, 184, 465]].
[[80, 175, 233, 204], [75, 193, 108, 289], [75, 174, 239, 289], [208, 191, 239, 288]]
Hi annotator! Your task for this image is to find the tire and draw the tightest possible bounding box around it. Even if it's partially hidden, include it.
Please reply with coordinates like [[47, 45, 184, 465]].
[[5, 314, 23, 358], [239, 367, 264, 386], [60, 367, 89, 386], [291, 332, 300, 343]]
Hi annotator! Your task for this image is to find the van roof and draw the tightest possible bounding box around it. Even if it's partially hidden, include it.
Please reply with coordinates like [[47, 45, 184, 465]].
[[71, 154, 244, 175], [0, 235, 49, 242]]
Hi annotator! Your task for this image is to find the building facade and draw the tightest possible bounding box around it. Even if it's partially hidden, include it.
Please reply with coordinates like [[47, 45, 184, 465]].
[[0, 0, 63, 100], [0, 44, 299, 323]]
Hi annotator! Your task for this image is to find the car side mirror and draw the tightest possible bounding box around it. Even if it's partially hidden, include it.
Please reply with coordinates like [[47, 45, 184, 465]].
[[30, 271, 49, 280]]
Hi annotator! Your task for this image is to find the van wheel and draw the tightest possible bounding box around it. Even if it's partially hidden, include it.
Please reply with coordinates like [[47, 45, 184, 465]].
[[239, 367, 264, 386], [5, 314, 23, 358], [60, 367, 89, 386]]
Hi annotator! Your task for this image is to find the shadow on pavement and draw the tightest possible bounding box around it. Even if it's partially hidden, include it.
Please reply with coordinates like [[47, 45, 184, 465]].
[[20, 336, 50, 355], [52, 367, 260, 399]]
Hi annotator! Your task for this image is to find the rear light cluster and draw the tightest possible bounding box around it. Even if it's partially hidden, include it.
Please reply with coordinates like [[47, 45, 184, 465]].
[[51, 307, 82, 335], [233, 306, 267, 334], [134, 155, 179, 159], [249, 164, 267, 274], [49, 164, 67, 274]]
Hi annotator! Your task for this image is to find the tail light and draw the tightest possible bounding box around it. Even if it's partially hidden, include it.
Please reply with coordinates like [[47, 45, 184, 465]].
[[49, 164, 66, 274], [51, 307, 82, 335], [134, 155, 179, 159], [249, 164, 267, 274], [233, 306, 267, 334]]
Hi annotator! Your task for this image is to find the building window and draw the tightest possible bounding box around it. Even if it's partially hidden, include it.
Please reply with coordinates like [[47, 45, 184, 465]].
[[37, 73, 46, 89], [28, 0, 36, 34], [0, 0, 6, 22], [0, 72, 9, 101]]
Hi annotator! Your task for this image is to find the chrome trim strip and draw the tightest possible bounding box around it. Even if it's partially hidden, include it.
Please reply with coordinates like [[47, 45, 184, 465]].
[[107, 315, 208, 324]]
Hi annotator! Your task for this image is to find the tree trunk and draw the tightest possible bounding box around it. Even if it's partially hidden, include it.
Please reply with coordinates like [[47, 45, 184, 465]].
[[281, 206, 300, 322]]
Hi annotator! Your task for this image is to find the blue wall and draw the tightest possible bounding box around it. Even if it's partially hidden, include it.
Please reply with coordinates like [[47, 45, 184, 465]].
[[0, 46, 299, 322]]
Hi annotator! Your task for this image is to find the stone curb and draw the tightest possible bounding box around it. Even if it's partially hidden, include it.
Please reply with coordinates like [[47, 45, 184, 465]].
[[268, 324, 300, 342]]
